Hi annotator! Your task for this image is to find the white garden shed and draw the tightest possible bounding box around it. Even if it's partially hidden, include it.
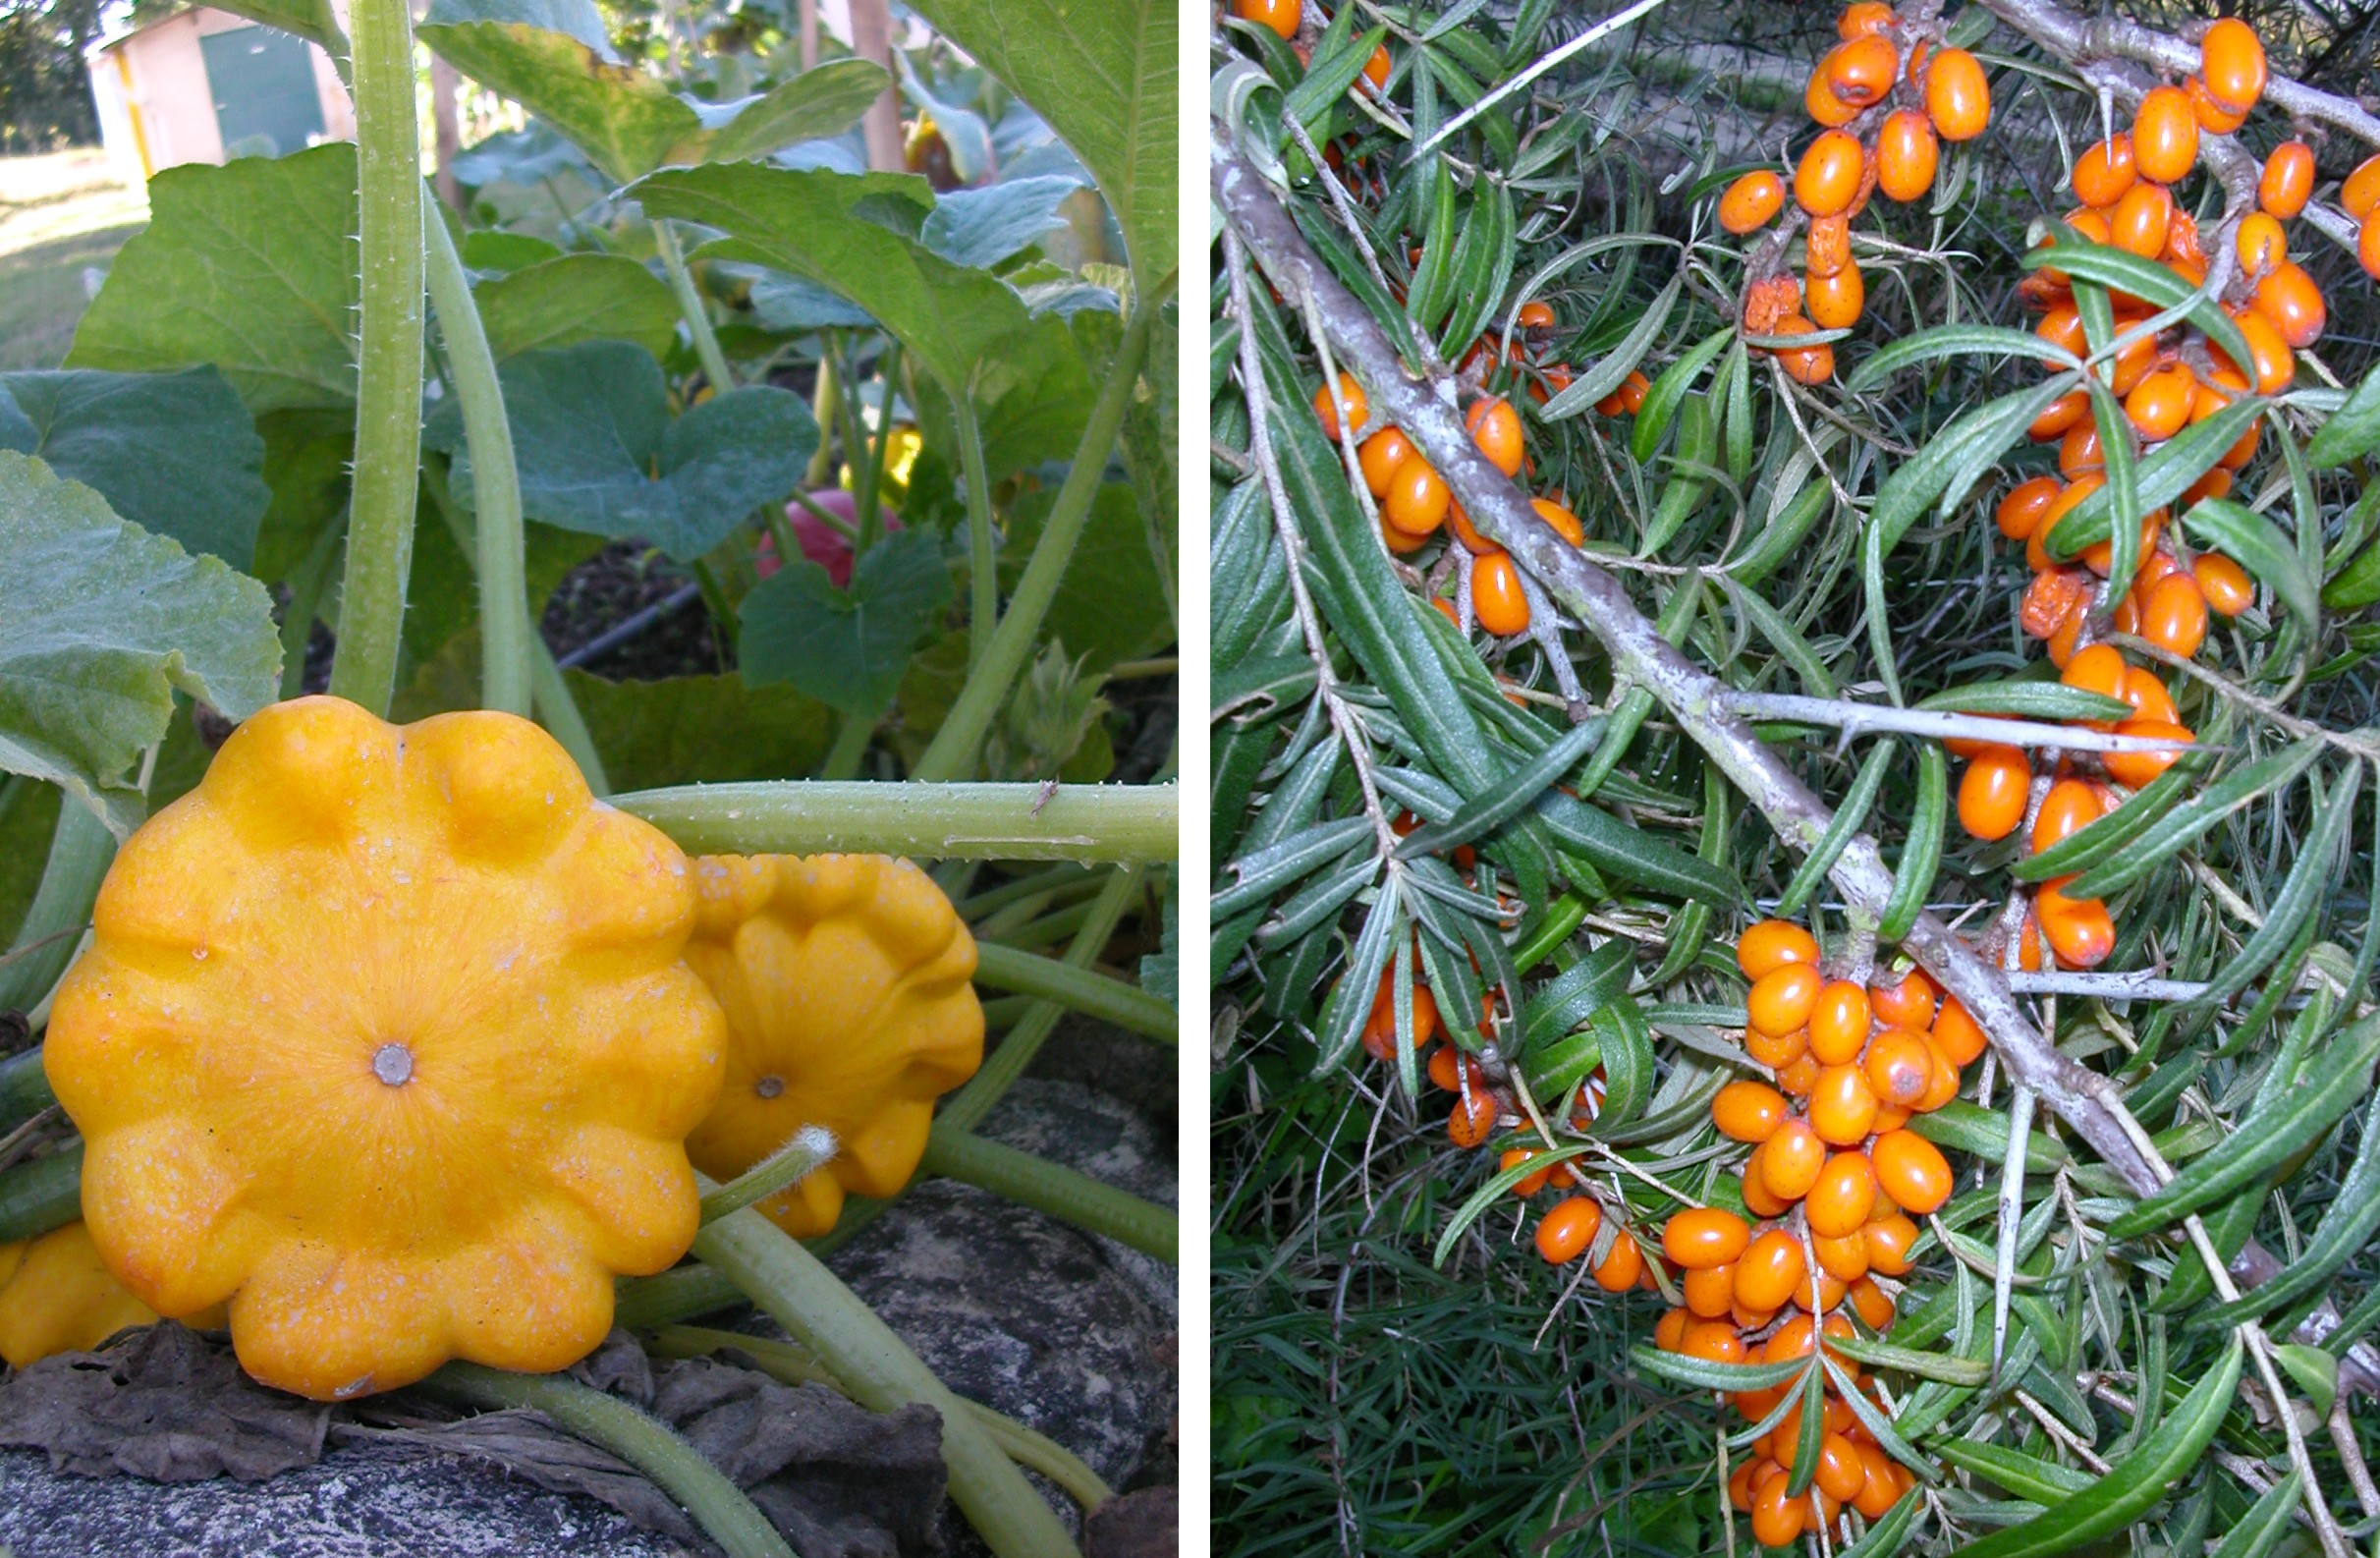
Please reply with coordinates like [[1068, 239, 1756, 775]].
[[83, 4, 355, 183]]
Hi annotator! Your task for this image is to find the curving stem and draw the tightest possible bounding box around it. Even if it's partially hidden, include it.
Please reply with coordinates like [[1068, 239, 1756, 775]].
[[325, 0, 425, 718]]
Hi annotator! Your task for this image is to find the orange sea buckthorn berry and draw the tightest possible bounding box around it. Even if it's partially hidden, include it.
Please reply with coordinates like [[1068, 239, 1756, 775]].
[[2035, 305, 2086, 366], [1425, 1044, 1463, 1092], [1796, 131, 1866, 216], [1466, 395, 1524, 476], [1773, 316, 1836, 385], [1380, 516, 1430, 554], [1516, 300, 1556, 330], [2195, 553, 2252, 616], [2110, 180, 2173, 257], [1383, 456, 1450, 535], [1933, 995, 1988, 1065], [2254, 261, 2326, 349], [1313, 373, 1367, 440], [2106, 718, 2193, 789], [2020, 567, 2088, 639], [1805, 261, 1865, 331], [1655, 1305, 1690, 1353], [1360, 42, 1391, 92], [1838, 1, 1893, 37], [1534, 1195, 1603, 1263], [1530, 497, 1584, 546], [2224, 307, 2296, 395], [1876, 109, 1939, 202], [1445, 501, 1497, 555], [2260, 141, 2314, 218], [1807, 1151, 1880, 1238], [2032, 777, 2105, 856], [1849, 1275, 1897, 1331], [1926, 47, 1991, 140], [1232, 0, 1301, 40], [1776, 1054, 1820, 1098], [1863, 1210, 1920, 1275], [1763, 1119, 1828, 1200], [1449, 1088, 1497, 1147], [1814, 1229, 1869, 1282], [1733, 1229, 1808, 1313], [1357, 426, 1413, 497], [2236, 211, 2287, 278], [1815, 1433, 1869, 1503], [1803, 215, 1853, 282], [1684, 1262, 1737, 1318], [1720, 170, 1788, 234], [1745, 1025, 1809, 1070], [1809, 1064, 1880, 1146], [1751, 1474, 1806, 1547], [2359, 210, 2380, 280], [2028, 388, 2090, 443], [1740, 920, 1821, 979], [1742, 1155, 1791, 1219], [1713, 1079, 1791, 1142], [1996, 475, 2060, 541], [1499, 1145, 1552, 1198], [1683, 1318, 1746, 1364], [1807, 980, 1872, 1067], [1864, 1028, 1936, 1109], [1870, 967, 1937, 1030], [1852, 1443, 1901, 1518], [1823, 34, 1899, 107], [1470, 552, 1532, 637], [1958, 745, 2031, 842], [2072, 135, 2135, 207], [1871, 1128, 1953, 1213], [2199, 16, 2266, 113], [2058, 420, 2104, 480], [2347, 154, 2380, 219], [2124, 666, 2180, 726], [1805, 64, 1859, 128], [2125, 360, 2196, 442], [1592, 1230, 1644, 1291], [1617, 369, 1652, 414], [2141, 572, 2210, 658], [1748, 963, 1824, 1038], [2132, 85, 2198, 184], [2037, 877, 2116, 968], [2063, 641, 2128, 708], [1664, 1206, 1752, 1269]]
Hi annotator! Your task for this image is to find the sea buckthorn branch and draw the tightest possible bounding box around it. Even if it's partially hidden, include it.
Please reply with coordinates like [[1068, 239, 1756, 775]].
[[1210, 130, 2380, 1404], [1719, 690, 2196, 755]]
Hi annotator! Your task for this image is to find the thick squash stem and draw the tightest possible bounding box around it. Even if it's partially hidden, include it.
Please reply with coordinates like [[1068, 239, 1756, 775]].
[[0, 1143, 83, 1245], [917, 1131, 1175, 1262], [324, 0, 424, 717], [422, 1363, 794, 1558], [0, 800, 114, 1015], [969, 942, 1174, 1042], [611, 780, 1177, 864], [691, 1190, 1083, 1558]]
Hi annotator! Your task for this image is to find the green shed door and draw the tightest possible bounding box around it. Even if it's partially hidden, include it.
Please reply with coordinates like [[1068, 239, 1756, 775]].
[[198, 26, 325, 159]]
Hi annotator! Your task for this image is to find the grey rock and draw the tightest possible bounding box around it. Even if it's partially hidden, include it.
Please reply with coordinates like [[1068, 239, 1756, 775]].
[[0, 1440, 689, 1558]]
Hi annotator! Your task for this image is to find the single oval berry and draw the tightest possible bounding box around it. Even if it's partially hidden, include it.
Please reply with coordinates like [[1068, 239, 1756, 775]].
[[1313, 371, 1366, 438], [1748, 963, 1825, 1037], [2072, 135, 2135, 208], [1469, 552, 1532, 637], [1466, 395, 1524, 476], [2141, 573, 2210, 658], [1761, 1119, 1828, 1201], [2036, 877, 2116, 969], [1864, 1028, 1936, 1109], [2032, 777, 2106, 855], [1809, 1063, 1880, 1146], [1806, 1151, 1880, 1238], [1664, 1206, 1752, 1270], [1356, 427, 1412, 498], [2253, 261, 2326, 349], [1806, 979, 1872, 1067], [1823, 34, 1899, 107], [1871, 1128, 1953, 1213], [1805, 262, 1865, 331], [2194, 553, 2253, 616], [1719, 170, 1787, 234], [2105, 718, 2194, 789], [2199, 16, 2266, 113], [1796, 131, 1866, 217], [2131, 85, 2198, 184], [1382, 456, 1450, 535], [1925, 47, 1991, 141], [1739, 920, 1820, 979], [1713, 1079, 1791, 1142], [1997, 474, 2061, 539], [1875, 109, 1939, 202], [1231, 0, 1300, 40], [1772, 315, 1835, 385], [1958, 745, 2030, 841], [1732, 1229, 1808, 1313], [1534, 1196, 1604, 1263], [2260, 141, 2314, 218]]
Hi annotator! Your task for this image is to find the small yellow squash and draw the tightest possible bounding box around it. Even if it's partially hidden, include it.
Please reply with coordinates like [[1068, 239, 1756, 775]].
[[0, 1220, 226, 1367]]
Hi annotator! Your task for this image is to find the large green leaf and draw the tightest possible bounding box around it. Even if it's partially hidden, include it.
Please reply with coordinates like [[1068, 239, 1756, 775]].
[[738, 528, 954, 714], [636, 163, 1033, 389], [700, 58, 889, 164], [567, 670, 834, 788], [905, 0, 1174, 291], [470, 253, 679, 361], [1000, 479, 1174, 671], [0, 366, 268, 568], [421, 340, 816, 561], [0, 453, 280, 835], [66, 143, 358, 415]]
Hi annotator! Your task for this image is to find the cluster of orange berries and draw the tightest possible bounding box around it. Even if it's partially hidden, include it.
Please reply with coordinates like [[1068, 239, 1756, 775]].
[[1717, 3, 1994, 383], [1229, 0, 1393, 95], [1659, 919, 1970, 1546], [1313, 355, 1586, 639]]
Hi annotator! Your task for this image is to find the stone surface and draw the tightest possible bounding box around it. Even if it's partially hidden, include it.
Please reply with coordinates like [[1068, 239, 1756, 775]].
[[0, 1440, 690, 1558], [0, 1072, 1178, 1557]]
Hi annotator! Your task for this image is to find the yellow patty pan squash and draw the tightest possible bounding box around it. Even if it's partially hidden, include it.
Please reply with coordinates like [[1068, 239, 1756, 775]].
[[683, 853, 983, 1237], [43, 696, 727, 1401], [0, 1219, 226, 1367]]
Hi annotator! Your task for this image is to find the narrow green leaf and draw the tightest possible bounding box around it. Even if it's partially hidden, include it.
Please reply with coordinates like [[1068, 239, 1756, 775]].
[[2306, 363, 2380, 467], [1934, 1439, 2094, 1502], [1880, 742, 1946, 941], [1631, 326, 1732, 464], [2181, 497, 2321, 643]]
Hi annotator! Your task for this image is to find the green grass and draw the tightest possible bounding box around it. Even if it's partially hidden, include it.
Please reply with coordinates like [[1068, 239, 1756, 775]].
[[0, 148, 148, 370]]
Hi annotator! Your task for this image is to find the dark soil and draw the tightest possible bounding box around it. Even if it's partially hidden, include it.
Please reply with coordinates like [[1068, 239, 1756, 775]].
[[538, 543, 725, 681]]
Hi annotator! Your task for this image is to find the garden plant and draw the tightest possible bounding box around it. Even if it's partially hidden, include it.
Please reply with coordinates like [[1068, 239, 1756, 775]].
[[1211, 0, 2380, 1551], [0, 0, 1178, 1552]]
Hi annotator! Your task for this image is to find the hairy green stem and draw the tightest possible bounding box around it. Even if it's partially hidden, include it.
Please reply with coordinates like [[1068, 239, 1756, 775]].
[[527, 642, 612, 796], [421, 1363, 794, 1558], [325, 0, 424, 717], [655, 220, 736, 396], [691, 1194, 1081, 1557], [817, 708, 878, 780], [0, 1143, 83, 1244], [912, 283, 1168, 781], [970, 942, 1173, 1042], [422, 205, 529, 717], [647, 1326, 1114, 1510], [277, 511, 346, 699], [918, 1131, 1175, 1261], [937, 867, 1144, 1136], [951, 389, 999, 669], [0, 799, 114, 1015], [699, 1126, 835, 1224], [611, 781, 1177, 864], [613, 1262, 744, 1330]]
